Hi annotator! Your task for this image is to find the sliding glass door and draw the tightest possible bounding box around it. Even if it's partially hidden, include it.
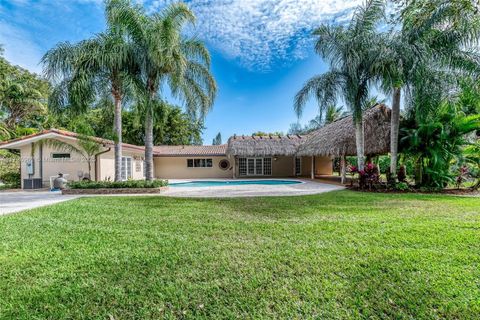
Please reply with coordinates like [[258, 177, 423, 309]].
[[240, 157, 272, 176]]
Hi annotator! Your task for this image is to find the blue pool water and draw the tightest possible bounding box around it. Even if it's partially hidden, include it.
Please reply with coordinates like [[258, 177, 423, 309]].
[[170, 180, 302, 187]]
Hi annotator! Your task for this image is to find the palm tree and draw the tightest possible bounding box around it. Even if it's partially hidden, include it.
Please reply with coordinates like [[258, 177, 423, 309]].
[[108, 1, 216, 180], [324, 105, 345, 125], [294, 0, 385, 170], [42, 1, 136, 181]]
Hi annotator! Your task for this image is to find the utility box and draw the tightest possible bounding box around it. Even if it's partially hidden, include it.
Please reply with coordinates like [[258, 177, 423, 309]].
[[26, 158, 35, 175], [23, 179, 43, 189]]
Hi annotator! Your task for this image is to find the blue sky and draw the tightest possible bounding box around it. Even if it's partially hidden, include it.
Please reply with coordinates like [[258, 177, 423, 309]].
[[0, 0, 363, 144]]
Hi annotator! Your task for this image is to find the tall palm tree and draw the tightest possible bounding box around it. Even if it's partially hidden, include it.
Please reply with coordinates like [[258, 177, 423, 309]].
[[294, 0, 385, 170], [42, 1, 136, 181], [108, 1, 216, 180]]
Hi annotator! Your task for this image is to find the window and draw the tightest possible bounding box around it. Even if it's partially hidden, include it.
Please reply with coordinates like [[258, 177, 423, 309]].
[[187, 158, 213, 168], [263, 158, 272, 175], [295, 157, 302, 176], [121, 156, 132, 180], [238, 157, 272, 176], [238, 158, 247, 176], [219, 159, 230, 170], [52, 153, 71, 159]]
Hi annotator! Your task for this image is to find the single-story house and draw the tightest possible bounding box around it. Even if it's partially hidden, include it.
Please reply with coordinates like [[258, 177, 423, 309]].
[[0, 105, 391, 189]]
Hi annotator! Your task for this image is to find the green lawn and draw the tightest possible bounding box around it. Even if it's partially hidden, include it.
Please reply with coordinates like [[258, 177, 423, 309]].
[[0, 191, 479, 319]]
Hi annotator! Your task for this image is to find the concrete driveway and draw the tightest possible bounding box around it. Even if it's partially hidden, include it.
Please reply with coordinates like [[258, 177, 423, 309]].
[[0, 191, 79, 215]]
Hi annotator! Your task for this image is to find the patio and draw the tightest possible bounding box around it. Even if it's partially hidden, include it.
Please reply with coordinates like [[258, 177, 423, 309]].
[[163, 178, 344, 197]]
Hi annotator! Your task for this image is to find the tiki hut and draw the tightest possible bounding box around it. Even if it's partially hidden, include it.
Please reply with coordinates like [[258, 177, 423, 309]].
[[227, 134, 305, 157], [297, 104, 391, 157]]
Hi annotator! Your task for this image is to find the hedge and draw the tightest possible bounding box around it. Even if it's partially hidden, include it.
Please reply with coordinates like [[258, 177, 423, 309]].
[[67, 180, 168, 189]]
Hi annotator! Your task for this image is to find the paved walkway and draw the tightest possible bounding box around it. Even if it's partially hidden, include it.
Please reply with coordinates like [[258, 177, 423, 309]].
[[0, 191, 79, 215], [163, 179, 344, 198]]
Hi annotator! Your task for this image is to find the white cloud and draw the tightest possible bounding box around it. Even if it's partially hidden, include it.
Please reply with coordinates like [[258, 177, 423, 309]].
[[150, 0, 362, 70], [0, 20, 43, 74]]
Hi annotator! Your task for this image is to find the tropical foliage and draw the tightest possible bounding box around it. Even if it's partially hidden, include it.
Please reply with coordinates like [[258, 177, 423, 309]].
[[297, 0, 480, 190]]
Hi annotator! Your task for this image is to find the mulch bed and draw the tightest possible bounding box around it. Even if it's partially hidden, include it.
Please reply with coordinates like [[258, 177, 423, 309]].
[[62, 187, 168, 195], [346, 186, 479, 196]]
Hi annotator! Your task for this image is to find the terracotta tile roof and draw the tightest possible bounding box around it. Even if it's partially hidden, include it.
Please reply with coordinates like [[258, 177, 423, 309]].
[[0, 129, 227, 156], [0, 129, 145, 152], [153, 144, 227, 157]]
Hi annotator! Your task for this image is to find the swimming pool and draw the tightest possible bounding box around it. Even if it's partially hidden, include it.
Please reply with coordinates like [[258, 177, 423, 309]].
[[170, 180, 302, 187]]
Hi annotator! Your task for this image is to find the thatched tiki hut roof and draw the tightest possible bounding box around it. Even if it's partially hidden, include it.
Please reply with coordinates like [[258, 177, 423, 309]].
[[297, 104, 391, 157], [227, 134, 305, 157]]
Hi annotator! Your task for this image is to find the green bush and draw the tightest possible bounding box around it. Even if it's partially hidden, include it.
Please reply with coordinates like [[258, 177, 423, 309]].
[[0, 171, 21, 189], [68, 179, 168, 189], [0, 150, 20, 189], [395, 182, 410, 191]]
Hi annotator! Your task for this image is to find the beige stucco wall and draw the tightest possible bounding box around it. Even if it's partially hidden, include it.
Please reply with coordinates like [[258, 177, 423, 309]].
[[272, 156, 296, 177], [154, 156, 234, 179], [17, 138, 147, 188], [97, 148, 145, 181], [19, 137, 96, 188], [300, 156, 333, 176]]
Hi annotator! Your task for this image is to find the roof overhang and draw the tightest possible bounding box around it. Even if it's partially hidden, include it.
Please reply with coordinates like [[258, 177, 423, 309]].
[[0, 132, 79, 149]]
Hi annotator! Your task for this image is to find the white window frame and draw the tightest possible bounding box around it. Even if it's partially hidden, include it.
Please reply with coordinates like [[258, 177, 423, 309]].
[[121, 156, 133, 180], [238, 157, 272, 176], [187, 158, 213, 168], [295, 157, 302, 176]]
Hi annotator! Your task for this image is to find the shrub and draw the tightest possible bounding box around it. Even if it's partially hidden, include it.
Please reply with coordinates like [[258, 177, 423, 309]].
[[397, 165, 407, 182], [0, 150, 20, 189], [68, 179, 168, 189], [395, 182, 410, 191], [0, 171, 21, 188], [358, 163, 380, 189]]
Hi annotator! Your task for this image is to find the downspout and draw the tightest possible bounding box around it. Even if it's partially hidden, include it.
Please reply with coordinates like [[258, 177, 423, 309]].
[[39, 143, 43, 186], [94, 146, 111, 181]]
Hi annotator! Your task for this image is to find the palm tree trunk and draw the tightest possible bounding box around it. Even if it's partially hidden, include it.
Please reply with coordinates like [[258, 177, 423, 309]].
[[355, 120, 365, 170], [113, 96, 122, 181], [145, 107, 154, 181], [390, 87, 401, 180]]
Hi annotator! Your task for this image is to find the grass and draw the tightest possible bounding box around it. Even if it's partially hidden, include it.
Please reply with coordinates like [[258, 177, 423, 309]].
[[0, 191, 479, 319]]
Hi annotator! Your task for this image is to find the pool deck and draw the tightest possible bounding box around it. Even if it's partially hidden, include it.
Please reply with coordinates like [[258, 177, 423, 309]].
[[163, 178, 344, 198]]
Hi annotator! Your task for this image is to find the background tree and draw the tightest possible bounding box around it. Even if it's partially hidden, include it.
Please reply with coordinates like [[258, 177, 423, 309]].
[[0, 51, 49, 133], [212, 132, 222, 145]]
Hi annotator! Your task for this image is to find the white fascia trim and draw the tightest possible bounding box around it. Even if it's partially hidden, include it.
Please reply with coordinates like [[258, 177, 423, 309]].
[[0, 133, 79, 149]]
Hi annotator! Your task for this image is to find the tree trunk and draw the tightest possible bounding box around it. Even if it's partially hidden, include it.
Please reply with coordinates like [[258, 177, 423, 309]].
[[340, 155, 346, 184], [145, 108, 154, 181], [88, 160, 91, 180], [415, 157, 423, 186], [390, 87, 401, 181], [355, 120, 365, 170], [113, 95, 122, 181]]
